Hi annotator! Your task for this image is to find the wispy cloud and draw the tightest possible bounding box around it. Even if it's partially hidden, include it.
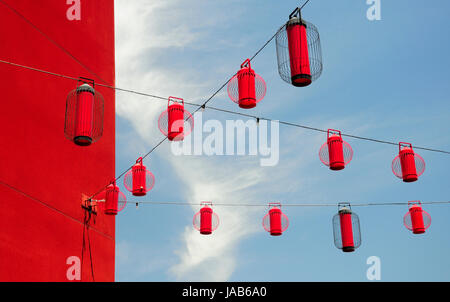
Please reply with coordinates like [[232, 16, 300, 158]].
[[114, 0, 385, 281]]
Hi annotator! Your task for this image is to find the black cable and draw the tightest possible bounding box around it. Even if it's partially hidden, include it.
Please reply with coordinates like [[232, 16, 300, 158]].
[[300, 0, 312, 11], [86, 211, 95, 282], [86, 26, 283, 199], [0, 0, 106, 83], [2, 58, 448, 156], [81, 211, 86, 282], [2, 0, 449, 198], [112, 200, 450, 208]]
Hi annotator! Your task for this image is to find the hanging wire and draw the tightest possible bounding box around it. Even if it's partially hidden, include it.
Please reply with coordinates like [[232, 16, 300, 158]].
[[0, 0, 106, 83], [1, 58, 449, 156], [109, 200, 450, 208], [300, 0, 312, 11], [85, 26, 289, 200], [2, 0, 449, 202], [0, 179, 113, 240], [81, 210, 95, 282]]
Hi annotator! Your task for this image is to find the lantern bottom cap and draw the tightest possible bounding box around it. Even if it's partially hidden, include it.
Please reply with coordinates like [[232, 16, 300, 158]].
[[104, 210, 118, 216], [330, 163, 345, 171], [238, 98, 257, 109], [412, 229, 425, 234], [270, 232, 282, 236], [74, 136, 93, 146], [200, 231, 212, 235], [132, 191, 147, 197], [168, 133, 185, 141], [403, 175, 418, 183], [342, 246, 355, 252], [291, 74, 312, 87]]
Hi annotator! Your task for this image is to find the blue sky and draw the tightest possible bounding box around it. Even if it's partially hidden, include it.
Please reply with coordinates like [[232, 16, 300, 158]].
[[113, 0, 450, 281]]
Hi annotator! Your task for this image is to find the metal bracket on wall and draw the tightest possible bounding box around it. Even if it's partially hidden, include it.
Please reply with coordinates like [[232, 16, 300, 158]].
[[81, 193, 98, 214]]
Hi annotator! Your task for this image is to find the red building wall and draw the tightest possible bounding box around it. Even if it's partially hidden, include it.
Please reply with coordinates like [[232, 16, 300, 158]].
[[0, 0, 116, 281]]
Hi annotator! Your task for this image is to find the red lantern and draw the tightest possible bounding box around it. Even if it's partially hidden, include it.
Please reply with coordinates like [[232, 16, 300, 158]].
[[101, 182, 127, 216], [193, 202, 219, 235], [275, 7, 322, 87], [123, 157, 155, 197], [158, 96, 194, 141], [319, 129, 353, 171], [227, 59, 266, 109], [332, 203, 361, 252], [392, 142, 425, 182], [262, 203, 289, 236], [64, 78, 104, 146], [404, 201, 431, 234]]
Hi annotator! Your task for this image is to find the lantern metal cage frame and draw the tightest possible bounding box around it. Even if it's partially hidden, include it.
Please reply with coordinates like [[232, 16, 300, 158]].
[[158, 96, 194, 140], [262, 202, 289, 234], [403, 201, 431, 233], [193, 202, 220, 233], [392, 142, 425, 180], [123, 157, 156, 196], [319, 129, 353, 168], [332, 203, 361, 252], [227, 59, 267, 108], [275, 7, 323, 86], [64, 77, 104, 146]]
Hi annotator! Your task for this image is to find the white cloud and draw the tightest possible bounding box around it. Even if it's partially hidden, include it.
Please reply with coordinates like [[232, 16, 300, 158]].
[[114, 0, 383, 282]]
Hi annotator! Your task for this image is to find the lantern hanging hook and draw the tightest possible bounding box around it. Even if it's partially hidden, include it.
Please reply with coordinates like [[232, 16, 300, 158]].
[[168, 96, 184, 106], [338, 202, 352, 211], [408, 200, 422, 208], [289, 0, 311, 19], [200, 201, 213, 208], [77, 76, 95, 89], [268, 202, 282, 209], [399, 142, 413, 152], [240, 58, 251, 69], [327, 129, 342, 139], [136, 157, 143, 165]]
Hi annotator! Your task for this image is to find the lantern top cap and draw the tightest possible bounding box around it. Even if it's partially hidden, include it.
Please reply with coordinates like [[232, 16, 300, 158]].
[[286, 16, 305, 27], [338, 206, 352, 214], [76, 83, 95, 94]]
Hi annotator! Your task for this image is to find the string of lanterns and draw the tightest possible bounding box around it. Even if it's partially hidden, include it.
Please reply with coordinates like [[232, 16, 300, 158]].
[[64, 6, 434, 228], [89, 197, 438, 253], [0, 0, 447, 254]]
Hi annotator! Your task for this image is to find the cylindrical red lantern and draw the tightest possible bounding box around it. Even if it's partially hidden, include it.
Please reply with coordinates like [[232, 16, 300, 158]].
[[193, 202, 219, 235], [103, 182, 127, 216], [123, 157, 155, 196], [392, 142, 425, 182], [286, 14, 311, 86], [158, 96, 194, 141], [404, 201, 431, 234], [275, 7, 322, 87], [64, 78, 104, 146], [332, 203, 361, 252], [262, 203, 289, 236], [319, 129, 353, 171], [227, 59, 266, 109]]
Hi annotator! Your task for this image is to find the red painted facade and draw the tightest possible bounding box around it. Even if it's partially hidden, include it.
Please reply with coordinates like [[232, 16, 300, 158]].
[[0, 0, 115, 281]]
